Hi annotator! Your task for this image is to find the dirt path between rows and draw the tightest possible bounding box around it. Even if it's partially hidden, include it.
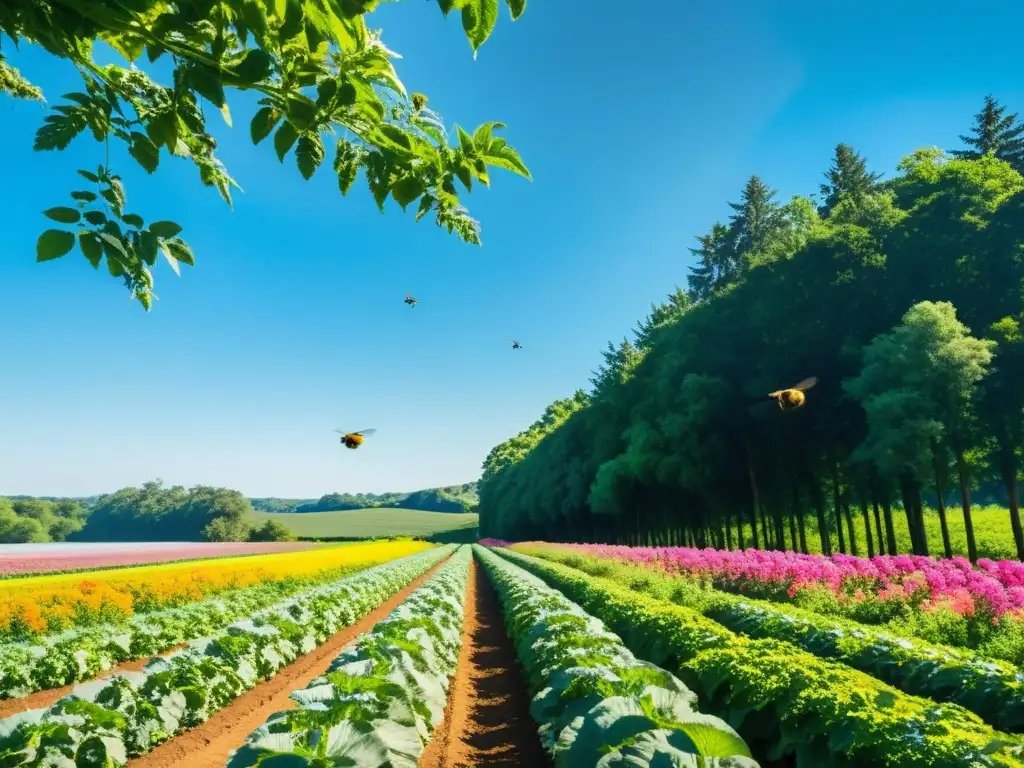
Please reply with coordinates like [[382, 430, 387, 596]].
[[0, 644, 188, 719], [129, 558, 449, 768], [419, 560, 550, 768]]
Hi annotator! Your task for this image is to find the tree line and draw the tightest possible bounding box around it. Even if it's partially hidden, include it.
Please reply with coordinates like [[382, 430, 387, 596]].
[[289, 482, 478, 514], [478, 95, 1024, 563], [0, 481, 293, 543]]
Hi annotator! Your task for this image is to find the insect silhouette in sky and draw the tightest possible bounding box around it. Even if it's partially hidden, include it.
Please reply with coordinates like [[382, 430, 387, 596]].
[[334, 428, 377, 450], [404, 295, 419, 307], [768, 377, 818, 411], [512, 340, 522, 349]]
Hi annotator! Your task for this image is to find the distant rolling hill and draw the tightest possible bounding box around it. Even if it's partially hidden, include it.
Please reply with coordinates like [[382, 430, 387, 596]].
[[249, 482, 478, 515], [252, 507, 478, 541]]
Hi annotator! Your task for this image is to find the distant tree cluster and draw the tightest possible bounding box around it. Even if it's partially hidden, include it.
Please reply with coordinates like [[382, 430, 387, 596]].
[[479, 96, 1024, 563], [292, 482, 478, 514], [0, 497, 88, 543], [73, 480, 293, 542]]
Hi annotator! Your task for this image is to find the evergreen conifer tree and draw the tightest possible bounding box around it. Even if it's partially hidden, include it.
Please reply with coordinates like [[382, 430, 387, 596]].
[[819, 143, 883, 216], [950, 95, 1024, 172]]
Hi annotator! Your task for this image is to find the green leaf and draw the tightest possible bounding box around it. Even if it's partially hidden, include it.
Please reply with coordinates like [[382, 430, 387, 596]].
[[188, 64, 226, 108], [461, 0, 499, 54], [334, 140, 363, 195], [159, 243, 181, 276], [391, 175, 426, 209], [164, 238, 196, 267], [457, 126, 475, 155], [296, 135, 326, 180], [36, 230, 76, 262], [128, 133, 160, 174], [77, 170, 100, 183], [505, 0, 525, 19], [274, 121, 300, 162], [251, 107, 282, 145], [226, 49, 274, 84], [284, 95, 318, 131], [78, 231, 104, 268], [473, 121, 504, 148], [149, 221, 184, 239], [44, 207, 82, 224], [122, 214, 145, 229], [97, 232, 131, 272], [71, 191, 98, 203], [84, 211, 108, 227], [137, 231, 159, 266]]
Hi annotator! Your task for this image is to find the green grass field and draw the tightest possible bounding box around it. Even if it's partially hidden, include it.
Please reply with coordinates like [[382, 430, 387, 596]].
[[253, 507, 478, 540]]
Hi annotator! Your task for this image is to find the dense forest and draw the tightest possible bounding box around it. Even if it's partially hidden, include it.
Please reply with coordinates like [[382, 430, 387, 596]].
[[0, 497, 89, 543], [478, 95, 1024, 564], [287, 482, 478, 514]]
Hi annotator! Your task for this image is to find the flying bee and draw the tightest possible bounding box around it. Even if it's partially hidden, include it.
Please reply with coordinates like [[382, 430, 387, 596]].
[[404, 295, 419, 307], [333, 428, 377, 450], [768, 377, 818, 411], [512, 340, 522, 349]]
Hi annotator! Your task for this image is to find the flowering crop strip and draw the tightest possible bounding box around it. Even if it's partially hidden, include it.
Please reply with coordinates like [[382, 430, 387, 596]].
[[516, 546, 1024, 734], [0, 539, 434, 639], [227, 545, 472, 767], [541, 542, 1024, 621], [476, 546, 759, 767], [492, 547, 1024, 767], [0, 545, 454, 767]]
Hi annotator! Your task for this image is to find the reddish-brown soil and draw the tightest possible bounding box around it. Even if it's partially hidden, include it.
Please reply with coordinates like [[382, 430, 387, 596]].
[[419, 560, 550, 768], [0, 644, 187, 719], [128, 559, 448, 768]]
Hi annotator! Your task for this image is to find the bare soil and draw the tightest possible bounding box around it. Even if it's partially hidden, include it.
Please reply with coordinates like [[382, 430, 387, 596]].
[[419, 560, 550, 768], [0, 644, 187, 719], [128, 559, 448, 768]]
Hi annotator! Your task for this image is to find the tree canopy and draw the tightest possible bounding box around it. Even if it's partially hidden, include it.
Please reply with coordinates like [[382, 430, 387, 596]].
[[478, 104, 1024, 563], [2, 0, 531, 308]]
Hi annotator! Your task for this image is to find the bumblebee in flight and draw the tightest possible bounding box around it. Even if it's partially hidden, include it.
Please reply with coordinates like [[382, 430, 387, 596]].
[[768, 377, 818, 411], [404, 295, 419, 307], [334, 428, 377, 450], [512, 340, 522, 349]]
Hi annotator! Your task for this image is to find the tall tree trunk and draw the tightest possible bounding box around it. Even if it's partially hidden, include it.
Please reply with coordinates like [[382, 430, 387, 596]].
[[953, 444, 978, 563], [998, 433, 1024, 561], [808, 472, 832, 556], [744, 441, 762, 550], [759, 506, 772, 550], [930, 439, 953, 558], [832, 464, 846, 555], [880, 495, 897, 555], [859, 493, 875, 557], [843, 500, 858, 556], [796, 489, 809, 554], [724, 509, 734, 550]]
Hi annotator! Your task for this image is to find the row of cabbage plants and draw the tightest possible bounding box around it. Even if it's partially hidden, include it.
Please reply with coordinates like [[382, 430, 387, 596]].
[[516, 545, 1024, 733], [491, 547, 1024, 767], [227, 545, 473, 767], [475, 545, 760, 767], [0, 545, 453, 767]]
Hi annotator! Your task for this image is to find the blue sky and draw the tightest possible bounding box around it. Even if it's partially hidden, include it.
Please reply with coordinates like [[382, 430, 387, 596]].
[[2, 0, 1023, 498]]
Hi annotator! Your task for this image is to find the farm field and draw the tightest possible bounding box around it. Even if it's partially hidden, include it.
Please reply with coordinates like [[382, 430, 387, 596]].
[[253, 506, 479, 539], [1, 542, 1023, 767], [0, 541, 315, 577]]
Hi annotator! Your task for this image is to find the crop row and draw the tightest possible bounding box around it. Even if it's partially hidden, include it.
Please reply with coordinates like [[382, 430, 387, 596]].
[[492, 547, 1024, 767], [227, 545, 473, 767], [475, 545, 759, 767], [0, 545, 453, 766], [518, 546, 1024, 733], [0, 539, 433, 639]]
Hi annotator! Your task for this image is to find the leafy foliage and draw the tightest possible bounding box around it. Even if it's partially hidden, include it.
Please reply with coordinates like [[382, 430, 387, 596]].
[[0, 546, 451, 766], [2, 0, 532, 309], [227, 546, 470, 767], [475, 546, 757, 767], [520, 545, 1024, 734], [492, 547, 1024, 767]]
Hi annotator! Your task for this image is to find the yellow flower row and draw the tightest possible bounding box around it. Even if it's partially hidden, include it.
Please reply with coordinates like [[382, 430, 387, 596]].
[[0, 540, 433, 637]]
